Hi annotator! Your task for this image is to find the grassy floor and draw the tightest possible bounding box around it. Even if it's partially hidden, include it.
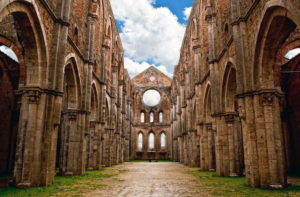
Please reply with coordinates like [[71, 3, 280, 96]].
[[188, 170, 300, 197], [0, 167, 122, 197]]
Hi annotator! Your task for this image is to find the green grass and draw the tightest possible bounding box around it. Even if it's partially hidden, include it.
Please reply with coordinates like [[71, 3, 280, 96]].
[[0, 167, 120, 197], [188, 170, 300, 197]]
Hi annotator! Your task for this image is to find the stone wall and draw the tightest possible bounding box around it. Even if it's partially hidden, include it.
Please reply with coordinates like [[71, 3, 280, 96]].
[[171, 0, 300, 189], [0, 0, 132, 188]]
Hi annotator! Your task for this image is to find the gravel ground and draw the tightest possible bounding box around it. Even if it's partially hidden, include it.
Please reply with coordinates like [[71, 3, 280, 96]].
[[84, 162, 211, 197]]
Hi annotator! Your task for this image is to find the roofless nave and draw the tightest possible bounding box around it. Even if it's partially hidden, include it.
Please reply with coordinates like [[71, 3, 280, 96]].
[[0, 0, 300, 191]]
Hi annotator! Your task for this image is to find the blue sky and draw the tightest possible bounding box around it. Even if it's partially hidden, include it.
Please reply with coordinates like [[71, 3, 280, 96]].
[[111, 0, 194, 78], [0, 0, 195, 80], [115, 0, 194, 32], [152, 0, 194, 24]]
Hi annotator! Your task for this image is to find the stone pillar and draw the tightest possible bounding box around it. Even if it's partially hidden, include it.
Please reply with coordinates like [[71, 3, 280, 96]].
[[95, 123, 103, 170], [59, 111, 84, 176], [190, 131, 200, 167], [87, 122, 102, 170], [102, 128, 112, 167], [201, 122, 209, 171], [239, 92, 287, 189], [178, 136, 183, 163], [15, 91, 40, 188], [173, 139, 178, 162], [206, 123, 215, 171]]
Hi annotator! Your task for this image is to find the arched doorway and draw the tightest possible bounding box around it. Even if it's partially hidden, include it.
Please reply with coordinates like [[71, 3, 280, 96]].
[[0, 46, 20, 179], [58, 57, 82, 176], [249, 2, 300, 188]]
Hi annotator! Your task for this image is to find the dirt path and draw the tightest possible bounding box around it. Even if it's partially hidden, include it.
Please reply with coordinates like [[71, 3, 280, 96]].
[[84, 162, 211, 197]]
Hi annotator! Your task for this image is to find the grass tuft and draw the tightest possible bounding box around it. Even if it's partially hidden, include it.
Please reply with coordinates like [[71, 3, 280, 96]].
[[188, 170, 300, 197], [0, 168, 121, 197]]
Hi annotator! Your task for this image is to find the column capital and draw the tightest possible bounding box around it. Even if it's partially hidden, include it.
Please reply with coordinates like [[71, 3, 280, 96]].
[[90, 121, 96, 128], [225, 115, 235, 124], [260, 93, 275, 106], [28, 91, 40, 104], [68, 112, 77, 120], [112, 65, 118, 73]]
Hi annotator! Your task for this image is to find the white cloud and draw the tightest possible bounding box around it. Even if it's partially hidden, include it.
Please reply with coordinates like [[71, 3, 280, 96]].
[[0, 46, 18, 62], [285, 48, 300, 59], [111, 0, 186, 77], [124, 57, 173, 79], [183, 7, 192, 21], [124, 57, 151, 78]]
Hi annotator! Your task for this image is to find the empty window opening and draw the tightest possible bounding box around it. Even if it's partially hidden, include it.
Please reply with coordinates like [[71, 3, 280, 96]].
[[285, 48, 300, 60], [0, 46, 18, 62], [149, 133, 154, 149], [161, 133, 165, 148], [141, 112, 145, 123], [150, 112, 154, 123], [150, 76, 155, 81], [138, 133, 143, 150], [159, 112, 163, 123], [143, 90, 161, 106]]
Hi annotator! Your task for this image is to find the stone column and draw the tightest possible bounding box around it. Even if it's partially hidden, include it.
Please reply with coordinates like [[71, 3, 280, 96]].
[[59, 111, 80, 176], [207, 123, 215, 171], [190, 130, 200, 167], [16, 91, 40, 188], [88, 122, 102, 170], [201, 122, 209, 171], [260, 93, 286, 188], [102, 128, 113, 167]]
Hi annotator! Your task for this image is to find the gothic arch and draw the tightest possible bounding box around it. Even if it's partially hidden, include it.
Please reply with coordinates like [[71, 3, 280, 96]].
[[64, 55, 82, 110], [221, 60, 237, 112], [0, 1, 49, 87], [203, 83, 212, 123], [0, 36, 24, 86], [252, 1, 300, 90], [137, 131, 144, 150], [90, 83, 99, 121]]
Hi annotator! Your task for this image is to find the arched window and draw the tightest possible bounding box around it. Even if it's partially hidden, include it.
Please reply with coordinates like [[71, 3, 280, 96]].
[[150, 112, 154, 123], [149, 133, 154, 149], [141, 112, 145, 123], [138, 133, 143, 150], [159, 112, 163, 123], [161, 133, 166, 148], [285, 48, 300, 60]]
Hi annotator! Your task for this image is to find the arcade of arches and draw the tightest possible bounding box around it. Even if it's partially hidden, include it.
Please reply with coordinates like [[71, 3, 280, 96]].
[[0, 0, 300, 191]]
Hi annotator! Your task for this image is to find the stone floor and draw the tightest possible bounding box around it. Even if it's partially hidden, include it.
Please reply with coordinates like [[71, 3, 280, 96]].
[[84, 162, 210, 197]]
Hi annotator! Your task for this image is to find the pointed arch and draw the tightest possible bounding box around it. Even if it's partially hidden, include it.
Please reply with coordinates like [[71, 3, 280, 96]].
[[149, 131, 155, 149], [137, 131, 144, 150], [90, 83, 99, 121], [204, 83, 212, 123], [0, 1, 49, 87], [252, 1, 300, 90], [160, 131, 166, 149], [64, 55, 82, 110], [221, 60, 237, 113]]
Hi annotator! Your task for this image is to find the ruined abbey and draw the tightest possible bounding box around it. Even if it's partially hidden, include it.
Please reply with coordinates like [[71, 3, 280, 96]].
[[0, 0, 300, 191]]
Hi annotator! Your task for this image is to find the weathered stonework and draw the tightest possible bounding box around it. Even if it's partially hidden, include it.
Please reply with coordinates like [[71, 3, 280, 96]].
[[131, 66, 172, 160], [0, 0, 133, 188], [171, 0, 300, 189], [0, 0, 299, 191]]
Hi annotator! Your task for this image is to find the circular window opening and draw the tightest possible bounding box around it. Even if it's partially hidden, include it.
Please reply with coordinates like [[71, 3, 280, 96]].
[[143, 90, 161, 106], [150, 76, 155, 81]]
